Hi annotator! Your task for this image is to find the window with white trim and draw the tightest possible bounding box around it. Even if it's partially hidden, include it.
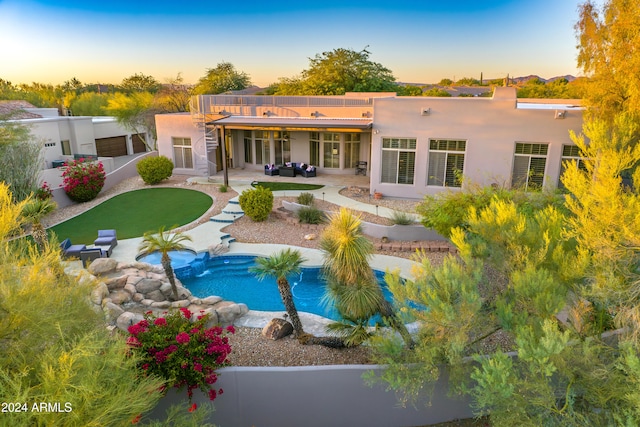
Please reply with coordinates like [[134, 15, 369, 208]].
[[172, 137, 193, 169], [323, 133, 340, 168], [427, 139, 466, 187], [558, 144, 587, 190], [274, 131, 290, 165], [309, 132, 320, 166], [243, 131, 253, 164], [254, 131, 270, 165], [511, 142, 548, 190], [344, 133, 361, 168], [381, 138, 416, 184]]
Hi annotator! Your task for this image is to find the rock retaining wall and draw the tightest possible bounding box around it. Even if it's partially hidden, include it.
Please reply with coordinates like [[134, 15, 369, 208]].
[[77, 258, 248, 331]]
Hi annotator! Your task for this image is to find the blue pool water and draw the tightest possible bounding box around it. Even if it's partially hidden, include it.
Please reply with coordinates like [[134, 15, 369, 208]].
[[178, 255, 395, 322], [136, 249, 197, 269]]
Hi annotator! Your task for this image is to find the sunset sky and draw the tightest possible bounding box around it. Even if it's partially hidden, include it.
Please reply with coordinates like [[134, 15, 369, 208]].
[[1, 0, 588, 87]]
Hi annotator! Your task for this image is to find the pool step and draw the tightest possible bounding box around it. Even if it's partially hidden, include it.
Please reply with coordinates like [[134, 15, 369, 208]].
[[210, 198, 244, 223], [220, 233, 236, 248]]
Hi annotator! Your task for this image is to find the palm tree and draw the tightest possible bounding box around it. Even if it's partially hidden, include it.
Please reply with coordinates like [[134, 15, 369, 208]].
[[320, 207, 413, 347], [138, 226, 192, 300], [250, 248, 307, 338], [21, 196, 57, 252]]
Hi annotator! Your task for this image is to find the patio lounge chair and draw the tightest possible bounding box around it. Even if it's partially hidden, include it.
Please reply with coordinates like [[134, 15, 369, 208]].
[[94, 229, 117, 248], [80, 248, 104, 268], [59, 238, 86, 259], [264, 164, 279, 176]]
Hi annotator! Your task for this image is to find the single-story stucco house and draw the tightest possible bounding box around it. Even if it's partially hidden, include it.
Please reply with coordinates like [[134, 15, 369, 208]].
[[155, 87, 583, 199]]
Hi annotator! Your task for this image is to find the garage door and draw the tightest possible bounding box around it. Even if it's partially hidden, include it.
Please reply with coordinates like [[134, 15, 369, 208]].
[[96, 136, 127, 157], [132, 134, 147, 153]]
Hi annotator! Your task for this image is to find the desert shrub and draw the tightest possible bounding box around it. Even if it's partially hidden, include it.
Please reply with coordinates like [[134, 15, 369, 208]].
[[238, 185, 273, 222], [61, 158, 106, 202], [390, 210, 415, 225], [136, 155, 174, 184], [297, 206, 326, 224], [297, 192, 315, 206], [219, 184, 228, 193]]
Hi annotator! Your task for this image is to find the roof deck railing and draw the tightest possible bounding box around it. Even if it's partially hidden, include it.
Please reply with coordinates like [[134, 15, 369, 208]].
[[190, 95, 374, 115]]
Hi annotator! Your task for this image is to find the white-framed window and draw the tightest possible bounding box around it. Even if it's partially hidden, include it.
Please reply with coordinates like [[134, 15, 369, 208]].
[[427, 139, 466, 187], [558, 144, 587, 190], [381, 138, 416, 184], [323, 132, 340, 168], [243, 131, 253, 164], [254, 131, 270, 165], [344, 133, 361, 168], [274, 131, 290, 165], [172, 137, 193, 169], [512, 142, 548, 190], [309, 132, 320, 166]]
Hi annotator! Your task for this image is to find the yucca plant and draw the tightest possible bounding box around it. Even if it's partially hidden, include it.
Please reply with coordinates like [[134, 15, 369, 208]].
[[21, 196, 57, 252]]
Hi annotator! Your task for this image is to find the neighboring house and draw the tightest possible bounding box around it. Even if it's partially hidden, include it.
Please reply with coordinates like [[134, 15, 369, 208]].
[[2, 101, 150, 167], [1, 100, 154, 206], [155, 87, 583, 199]]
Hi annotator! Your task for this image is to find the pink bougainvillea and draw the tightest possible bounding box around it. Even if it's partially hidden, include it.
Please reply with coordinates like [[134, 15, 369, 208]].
[[60, 158, 106, 202], [127, 309, 233, 403]]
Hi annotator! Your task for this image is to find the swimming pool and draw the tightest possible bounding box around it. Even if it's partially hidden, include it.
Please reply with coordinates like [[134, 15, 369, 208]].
[[136, 249, 197, 268], [179, 255, 394, 322]]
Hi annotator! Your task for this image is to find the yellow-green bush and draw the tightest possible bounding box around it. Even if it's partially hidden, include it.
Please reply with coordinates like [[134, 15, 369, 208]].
[[238, 186, 273, 222], [136, 155, 174, 184], [0, 183, 165, 426]]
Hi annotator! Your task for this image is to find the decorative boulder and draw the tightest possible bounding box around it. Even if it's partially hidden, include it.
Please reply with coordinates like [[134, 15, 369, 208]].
[[88, 258, 118, 275], [262, 318, 294, 340]]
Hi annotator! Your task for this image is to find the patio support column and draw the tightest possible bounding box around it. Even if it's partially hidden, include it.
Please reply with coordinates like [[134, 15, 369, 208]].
[[221, 125, 229, 187]]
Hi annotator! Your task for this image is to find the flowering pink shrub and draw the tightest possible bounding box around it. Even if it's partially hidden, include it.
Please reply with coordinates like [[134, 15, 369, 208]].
[[35, 181, 53, 200], [127, 308, 234, 402], [60, 158, 106, 202]]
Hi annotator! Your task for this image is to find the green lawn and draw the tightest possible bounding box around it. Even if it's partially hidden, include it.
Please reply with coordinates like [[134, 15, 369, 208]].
[[251, 181, 324, 191], [49, 188, 213, 245]]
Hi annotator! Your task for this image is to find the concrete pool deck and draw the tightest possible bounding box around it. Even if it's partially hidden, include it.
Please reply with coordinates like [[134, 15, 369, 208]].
[[101, 178, 422, 333]]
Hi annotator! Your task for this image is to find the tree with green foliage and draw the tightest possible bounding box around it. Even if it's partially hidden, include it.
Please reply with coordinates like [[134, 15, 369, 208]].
[[250, 248, 307, 338], [68, 91, 110, 116], [138, 226, 193, 300], [370, 110, 640, 424], [422, 87, 452, 97], [271, 47, 399, 95], [438, 78, 454, 86], [0, 114, 45, 201], [154, 73, 191, 113], [397, 85, 423, 96], [105, 91, 157, 149], [576, 0, 640, 123], [0, 182, 166, 426], [192, 62, 251, 95], [120, 72, 161, 93]]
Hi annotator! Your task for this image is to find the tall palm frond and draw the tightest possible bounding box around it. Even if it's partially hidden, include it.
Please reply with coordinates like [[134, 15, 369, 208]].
[[138, 225, 192, 300], [250, 248, 307, 337]]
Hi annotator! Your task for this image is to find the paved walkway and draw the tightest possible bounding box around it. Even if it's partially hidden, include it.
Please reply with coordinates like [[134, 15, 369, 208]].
[[105, 176, 420, 330]]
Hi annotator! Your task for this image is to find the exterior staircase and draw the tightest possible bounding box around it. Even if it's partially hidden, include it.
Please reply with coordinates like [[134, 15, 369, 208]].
[[209, 196, 243, 247]]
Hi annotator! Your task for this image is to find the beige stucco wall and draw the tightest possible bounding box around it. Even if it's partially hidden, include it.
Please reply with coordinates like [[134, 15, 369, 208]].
[[369, 88, 583, 199], [155, 91, 583, 199], [155, 112, 209, 176]]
